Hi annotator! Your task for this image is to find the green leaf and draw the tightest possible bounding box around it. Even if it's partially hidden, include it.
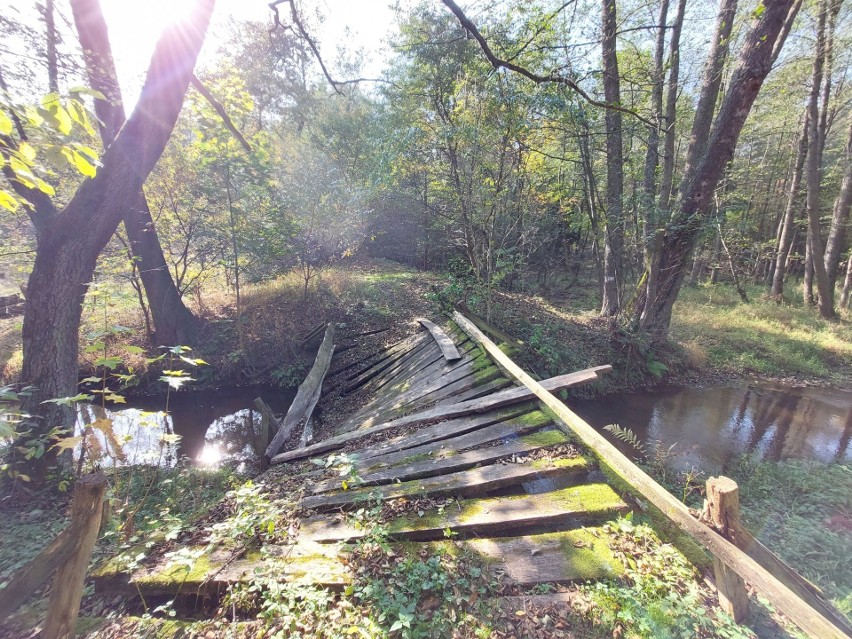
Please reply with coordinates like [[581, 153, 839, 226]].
[[123, 345, 145, 354], [43, 393, 92, 406], [0, 189, 18, 212], [0, 110, 12, 135]]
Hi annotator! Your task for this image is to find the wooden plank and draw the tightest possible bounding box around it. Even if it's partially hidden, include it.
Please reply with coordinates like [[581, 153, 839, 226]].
[[467, 529, 622, 586], [266, 324, 336, 458], [452, 310, 849, 639], [437, 377, 513, 406], [301, 459, 587, 511], [357, 409, 550, 471], [301, 483, 628, 543], [342, 334, 429, 394], [354, 406, 534, 463], [310, 428, 572, 494], [43, 473, 107, 639], [271, 366, 611, 465], [418, 317, 462, 360], [0, 523, 83, 619], [455, 302, 523, 347]]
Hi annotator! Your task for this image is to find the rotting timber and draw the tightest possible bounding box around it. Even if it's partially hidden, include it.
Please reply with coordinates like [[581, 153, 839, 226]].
[[90, 313, 852, 638]]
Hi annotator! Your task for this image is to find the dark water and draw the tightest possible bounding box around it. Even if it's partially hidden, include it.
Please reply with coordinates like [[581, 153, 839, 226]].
[[572, 384, 852, 473], [74, 386, 295, 469]]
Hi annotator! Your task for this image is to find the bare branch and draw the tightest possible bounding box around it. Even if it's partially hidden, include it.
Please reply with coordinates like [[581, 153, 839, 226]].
[[189, 75, 252, 153], [438, 0, 652, 126]]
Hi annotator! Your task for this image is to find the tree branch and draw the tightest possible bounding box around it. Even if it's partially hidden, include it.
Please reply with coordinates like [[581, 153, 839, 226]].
[[438, 0, 652, 126], [189, 75, 252, 153]]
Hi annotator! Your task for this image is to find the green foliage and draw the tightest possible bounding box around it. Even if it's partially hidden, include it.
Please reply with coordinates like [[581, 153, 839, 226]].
[[271, 362, 307, 388], [603, 424, 647, 456], [586, 517, 756, 639], [208, 480, 283, 548]]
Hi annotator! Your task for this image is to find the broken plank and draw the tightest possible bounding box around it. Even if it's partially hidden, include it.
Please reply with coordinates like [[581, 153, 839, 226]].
[[271, 366, 612, 465], [357, 409, 552, 471], [266, 324, 336, 458], [418, 317, 462, 360], [354, 406, 533, 461], [301, 482, 629, 542], [342, 334, 430, 394], [310, 427, 573, 493], [301, 457, 588, 511]]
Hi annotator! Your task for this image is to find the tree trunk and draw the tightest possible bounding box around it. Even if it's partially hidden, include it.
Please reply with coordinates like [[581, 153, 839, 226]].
[[43, 0, 59, 92], [803, 0, 836, 319], [636, 0, 795, 342], [771, 110, 808, 299], [17, 0, 214, 479], [600, 0, 624, 316], [840, 253, 852, 308], [824, 116, 852, 291], [71, 0, 198, 347], [657, 0, 687, 213]]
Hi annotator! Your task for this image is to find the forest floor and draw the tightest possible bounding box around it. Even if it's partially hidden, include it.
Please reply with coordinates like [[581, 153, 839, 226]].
[[1, 259, 851, 638]]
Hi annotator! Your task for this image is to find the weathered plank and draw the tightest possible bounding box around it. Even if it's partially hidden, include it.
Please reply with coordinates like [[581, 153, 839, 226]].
[[271, 366, 611, 464], [301, 459, 587, 511], [418, 317, 462, 360], [266, 323, 336, 458], [43, 472, 107, 639], [437, 377, 513, 406], [301, 482, 628, 542], [357, 409, 551, 471], [310, 428, 573, 493], [466, 529, 622, 585], [342, 334, 430, 394], [452, 310, 850, 639], [354, 406, 533, 462]]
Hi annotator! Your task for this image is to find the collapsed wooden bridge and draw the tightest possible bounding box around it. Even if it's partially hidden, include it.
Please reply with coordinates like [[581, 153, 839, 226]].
[[92, 311, 852, 638]]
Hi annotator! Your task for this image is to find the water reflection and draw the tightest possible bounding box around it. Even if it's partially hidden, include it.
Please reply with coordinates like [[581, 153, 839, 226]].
[[74, 386, 295, 470], [573, 384, 852, 473]]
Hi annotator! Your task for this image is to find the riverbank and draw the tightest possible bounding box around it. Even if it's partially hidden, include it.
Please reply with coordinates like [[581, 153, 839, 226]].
[[1, 261, 849, 396]]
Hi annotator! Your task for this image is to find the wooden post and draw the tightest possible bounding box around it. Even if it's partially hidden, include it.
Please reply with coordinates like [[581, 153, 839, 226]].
[[706, 476, 750, 623], [43, 472, 107, 639]]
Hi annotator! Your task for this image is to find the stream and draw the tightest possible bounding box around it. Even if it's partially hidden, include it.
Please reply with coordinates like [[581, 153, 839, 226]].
[[76, 381, 852, 474], [572, 383, 852, 473], [75, 385, 295, 471]]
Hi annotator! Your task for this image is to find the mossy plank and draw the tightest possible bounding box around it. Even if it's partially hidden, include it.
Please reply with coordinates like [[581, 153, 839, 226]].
[[354, 405, 533, 462], [465, 528, 622, 585], [301, 458, 590, 511], [359, 410, 552, 471], [301, 483, 629, 542], [342, 334, 430, 393], [437, 376, 514, 405], [311, 427, 569, 494]]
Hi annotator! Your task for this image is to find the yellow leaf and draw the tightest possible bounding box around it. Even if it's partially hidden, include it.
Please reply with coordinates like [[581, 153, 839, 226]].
[[52, 435, 83, 451]]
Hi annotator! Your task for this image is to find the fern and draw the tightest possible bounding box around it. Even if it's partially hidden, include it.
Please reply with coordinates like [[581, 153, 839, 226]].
[[603, 423, 647, 456]]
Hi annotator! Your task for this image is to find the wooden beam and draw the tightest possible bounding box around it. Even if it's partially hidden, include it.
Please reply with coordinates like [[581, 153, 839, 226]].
[[271, 366, 611, 465], [452, 310, 849, 639], [0, 523, 82, 619], [418, 317, 462, 360], [266, 323, 336, 458], [43, 472, 107, 639], [705, 477, 750, 623]]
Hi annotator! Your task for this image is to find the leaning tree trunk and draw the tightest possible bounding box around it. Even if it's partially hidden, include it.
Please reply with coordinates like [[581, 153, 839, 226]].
[[803, 0, 835, 319], [71, 0, 198, 347], [18, 0, 214, 479], [771, 110, 808, 299], [656, 0, 687, 213], [600, 0, 624, 316], [636, 0, 795, 343], [840, 253, 852, 308]]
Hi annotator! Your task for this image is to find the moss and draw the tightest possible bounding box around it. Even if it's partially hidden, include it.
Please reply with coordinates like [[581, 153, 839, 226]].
[[513, 410, 551, 428], [472, 365, 501, 383], [75, 617, 106, 635], [134, 553, 216, 587], [519, 428, 568, 448], [529, 455, 589, 471]]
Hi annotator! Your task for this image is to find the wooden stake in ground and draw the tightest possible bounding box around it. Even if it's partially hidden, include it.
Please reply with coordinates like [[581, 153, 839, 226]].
[[705, 477, 750, 622], [43, 472, 107, 639]]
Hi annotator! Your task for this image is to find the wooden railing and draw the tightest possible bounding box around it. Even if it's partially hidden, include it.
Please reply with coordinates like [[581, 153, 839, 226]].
[[453, 310, 852, 639], [0, 472, 106, 639]]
